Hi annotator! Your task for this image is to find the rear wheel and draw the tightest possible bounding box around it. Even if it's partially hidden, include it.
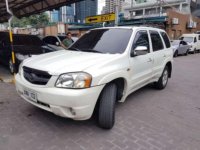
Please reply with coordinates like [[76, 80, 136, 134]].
[[174, 51, 178, 57], [193, 49, 196, 54], [185, 50, 189, 56], [98, 83, 117, 129], [154, 66, 169, 90]]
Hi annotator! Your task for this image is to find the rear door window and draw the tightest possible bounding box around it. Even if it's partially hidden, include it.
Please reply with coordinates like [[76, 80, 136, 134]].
[[160, 32, 171, 48], [194, 37, 197, 43], [150, 31, 164, 51]]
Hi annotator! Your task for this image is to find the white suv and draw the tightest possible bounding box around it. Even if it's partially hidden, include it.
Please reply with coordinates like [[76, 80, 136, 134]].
[[15, 27, 173, 129]]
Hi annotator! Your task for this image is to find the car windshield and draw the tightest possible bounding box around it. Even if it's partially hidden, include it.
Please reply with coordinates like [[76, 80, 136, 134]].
[[58, 36, 66, 42], [180, 37, 193, 43], [171, 40, 180, 46], [69, 28, 132, 54], [13, 35, 43, 46]]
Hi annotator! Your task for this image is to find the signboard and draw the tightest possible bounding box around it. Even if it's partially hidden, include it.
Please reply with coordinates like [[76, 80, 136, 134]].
[[85, 13, 115, 24]]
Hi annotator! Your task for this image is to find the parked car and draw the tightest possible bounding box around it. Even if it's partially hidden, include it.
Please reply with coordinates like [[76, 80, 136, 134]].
[[15, 27, 173, 129], [0, 32, 55, 74], [180, 34, 200, 53], [171, 40, 190, 57], [43, 35, 78, 50]]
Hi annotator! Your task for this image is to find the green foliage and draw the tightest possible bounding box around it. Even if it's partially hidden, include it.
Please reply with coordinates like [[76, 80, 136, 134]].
[[12, 12, 50, 28]]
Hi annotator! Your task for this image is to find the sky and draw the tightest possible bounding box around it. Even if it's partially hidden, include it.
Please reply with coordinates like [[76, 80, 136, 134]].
[[98, 0, 105, 14]]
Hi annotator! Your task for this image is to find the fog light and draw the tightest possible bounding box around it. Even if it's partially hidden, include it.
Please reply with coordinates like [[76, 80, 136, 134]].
[[70, 108, 76, 116]]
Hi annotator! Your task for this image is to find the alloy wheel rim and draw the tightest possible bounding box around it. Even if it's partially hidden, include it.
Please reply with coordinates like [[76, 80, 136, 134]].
[[162, 70, 168, 86]]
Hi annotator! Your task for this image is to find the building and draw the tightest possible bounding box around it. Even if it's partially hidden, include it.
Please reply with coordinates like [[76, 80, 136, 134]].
[[105, 0, 125, 14], [120, 0, 200, 39], [49, 4, 75, 23], [75, 0, 97, 23], [124, 0, 193, 19], [59, 4, 75, 23]]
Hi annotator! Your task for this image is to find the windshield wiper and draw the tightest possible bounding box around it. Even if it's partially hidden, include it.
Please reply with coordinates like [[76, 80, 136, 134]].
[[68, 47, 81, 51], [81, 49, 103, 53]]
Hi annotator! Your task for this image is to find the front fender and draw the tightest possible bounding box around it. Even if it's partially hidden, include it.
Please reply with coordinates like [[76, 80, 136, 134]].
[[97, 70, 129, 86]]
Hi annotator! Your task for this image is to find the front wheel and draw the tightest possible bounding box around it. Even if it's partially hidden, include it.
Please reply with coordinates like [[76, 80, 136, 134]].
[[98, 83, 117, 129], [154, 66, 169, 90]]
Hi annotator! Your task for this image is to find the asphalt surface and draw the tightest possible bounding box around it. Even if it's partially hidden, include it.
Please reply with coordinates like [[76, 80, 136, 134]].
[[0, 64, 13, 82], [0, 54, 200, 150]]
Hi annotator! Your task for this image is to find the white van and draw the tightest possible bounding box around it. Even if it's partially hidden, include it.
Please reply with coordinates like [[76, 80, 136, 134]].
[[180, 34, 200, 53]]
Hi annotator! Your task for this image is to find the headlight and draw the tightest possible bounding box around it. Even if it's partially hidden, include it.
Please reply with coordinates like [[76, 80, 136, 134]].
[[15, 53, 30, 61], [55, 72, 92, 89], [18, 62, 23, 76]]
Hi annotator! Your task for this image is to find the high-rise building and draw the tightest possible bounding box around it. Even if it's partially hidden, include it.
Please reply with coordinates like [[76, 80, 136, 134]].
[[105, 0, 125, 14], [50, 4, 75, 23], [75, 0, 97, 23]]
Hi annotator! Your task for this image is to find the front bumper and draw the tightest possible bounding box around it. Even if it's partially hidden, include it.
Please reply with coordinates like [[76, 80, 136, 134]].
[[15, 74, 104, 120]]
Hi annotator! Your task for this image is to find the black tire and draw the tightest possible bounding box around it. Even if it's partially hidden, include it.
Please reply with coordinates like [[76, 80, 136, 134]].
[[154, 66, 169, 90], [98, 83, 117, 129], [185, 50, 189, 56], [193, 49, 196, 54], [9, 58, 15, 74], [174, 51, 178, 57]]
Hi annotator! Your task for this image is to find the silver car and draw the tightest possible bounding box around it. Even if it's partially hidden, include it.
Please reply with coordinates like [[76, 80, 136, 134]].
[[171, 40, 190, 57]]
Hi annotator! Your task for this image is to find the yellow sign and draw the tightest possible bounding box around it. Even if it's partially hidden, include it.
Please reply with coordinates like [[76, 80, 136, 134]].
[[85, 13, 115, 24]]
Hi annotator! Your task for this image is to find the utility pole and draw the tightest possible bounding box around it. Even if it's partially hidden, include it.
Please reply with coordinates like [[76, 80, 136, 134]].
[[5, 0, 16, 76]]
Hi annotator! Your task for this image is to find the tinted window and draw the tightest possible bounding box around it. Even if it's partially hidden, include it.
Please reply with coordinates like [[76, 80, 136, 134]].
[[51, 37, 59, 45], [132, 30, 149, 54], [161, 32, 171, 48], [194, 37, 197, 43], [182, 41, 187, 45], [43, 36, 59, 45], [43, 37, 52, 44], [70, 29, 132, 54], [150, 31, 164, 51], [13, 35, 43, 46], [199, 35, 200, 40], [180, 37, 193, 43], [58, 36, 66, 42]]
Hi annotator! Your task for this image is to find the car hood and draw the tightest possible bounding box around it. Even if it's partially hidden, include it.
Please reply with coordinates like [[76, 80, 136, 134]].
[[23, 50, 120, 75]]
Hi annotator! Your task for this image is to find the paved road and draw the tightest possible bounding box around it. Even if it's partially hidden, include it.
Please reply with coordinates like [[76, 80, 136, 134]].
[[0, 64, 13, 82], [0, 54, 200, 150]]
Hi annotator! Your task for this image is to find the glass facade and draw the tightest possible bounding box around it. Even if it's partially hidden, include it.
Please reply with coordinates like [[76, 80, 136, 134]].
[[75, 0, 98, 23], [50, 4, 75, 23]]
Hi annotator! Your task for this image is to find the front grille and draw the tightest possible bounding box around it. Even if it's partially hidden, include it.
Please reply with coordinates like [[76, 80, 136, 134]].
[[23, 66, 51, 85]]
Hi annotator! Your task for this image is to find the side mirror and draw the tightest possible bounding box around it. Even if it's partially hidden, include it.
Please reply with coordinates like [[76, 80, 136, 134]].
[[56, 42, 60, 46], [131, 46, 148, 57]]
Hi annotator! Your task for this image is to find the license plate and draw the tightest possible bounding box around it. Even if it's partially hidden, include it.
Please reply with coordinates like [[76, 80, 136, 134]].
[[24, 90, 37, 102]]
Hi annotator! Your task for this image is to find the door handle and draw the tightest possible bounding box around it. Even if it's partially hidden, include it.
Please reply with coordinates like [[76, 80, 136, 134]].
[[163, 54, 167, 58], [147, 58, 153, 62]]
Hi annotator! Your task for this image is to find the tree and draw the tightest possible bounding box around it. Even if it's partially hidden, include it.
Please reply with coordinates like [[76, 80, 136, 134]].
[[12, 12, 50, 28]]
